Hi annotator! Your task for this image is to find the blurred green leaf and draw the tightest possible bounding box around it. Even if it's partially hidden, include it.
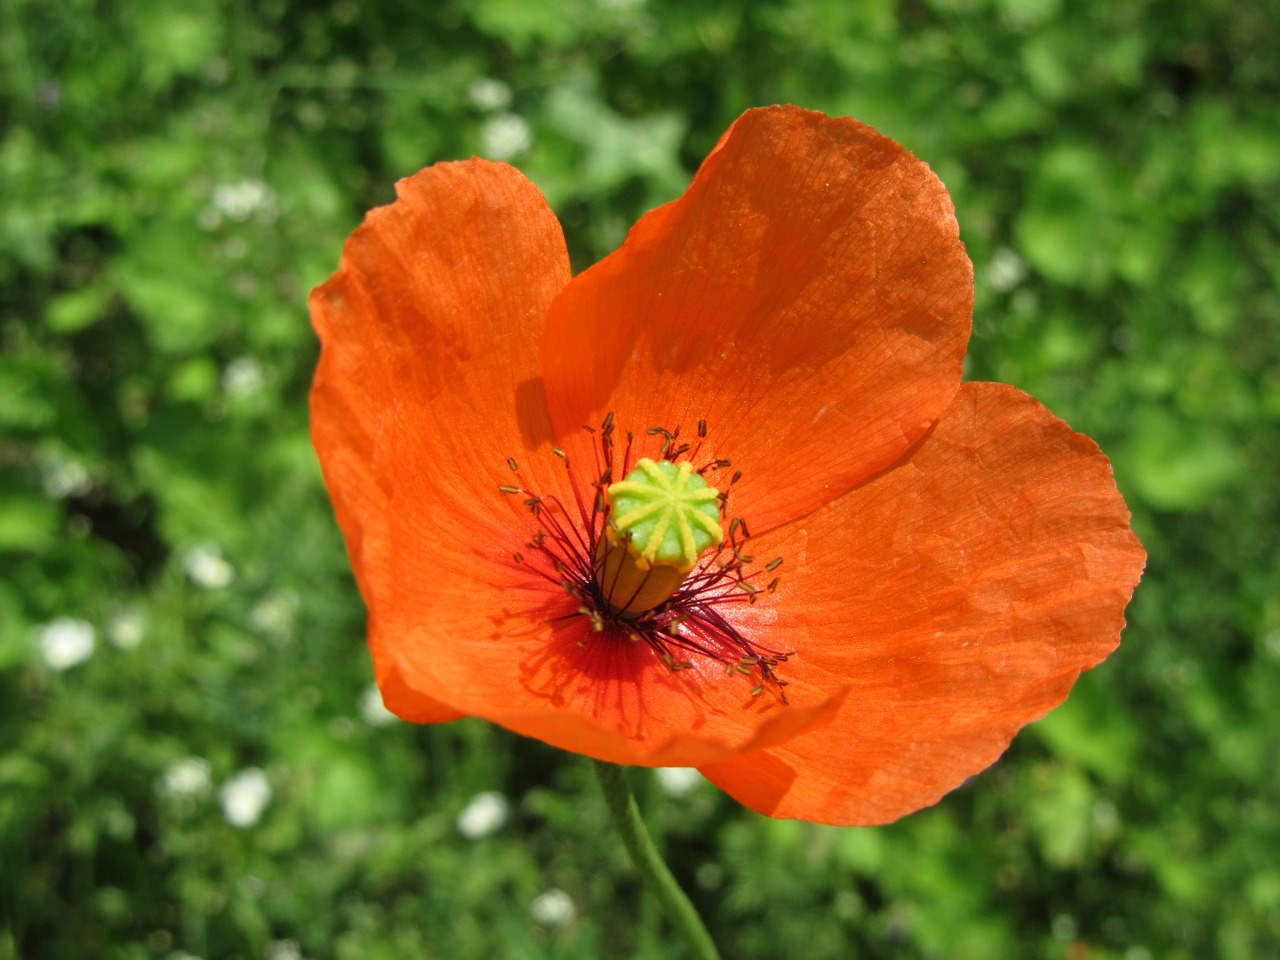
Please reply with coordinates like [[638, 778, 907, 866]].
[[44, 283, 112, 334], [1031, 675, 1138, 782], [1122, 407, 1242, 511], [0, 493, 60, 553]]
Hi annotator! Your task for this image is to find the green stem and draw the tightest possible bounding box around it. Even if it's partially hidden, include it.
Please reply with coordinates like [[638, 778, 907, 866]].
[[593, 760, 722, 960]]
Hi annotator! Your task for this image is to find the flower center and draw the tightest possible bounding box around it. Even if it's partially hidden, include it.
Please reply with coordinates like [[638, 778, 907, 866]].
[[597, 458, 724, 617], [501, 415, 794, 703]]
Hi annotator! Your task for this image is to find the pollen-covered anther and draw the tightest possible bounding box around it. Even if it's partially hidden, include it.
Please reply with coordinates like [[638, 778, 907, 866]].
[[597, 458, 724, 616]]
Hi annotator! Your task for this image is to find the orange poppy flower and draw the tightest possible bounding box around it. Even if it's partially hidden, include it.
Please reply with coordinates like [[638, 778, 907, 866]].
[[310, 105, 1145, 826]]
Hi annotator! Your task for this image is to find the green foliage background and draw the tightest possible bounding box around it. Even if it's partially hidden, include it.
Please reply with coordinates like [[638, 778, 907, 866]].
[[3, 0, 1278, 957]]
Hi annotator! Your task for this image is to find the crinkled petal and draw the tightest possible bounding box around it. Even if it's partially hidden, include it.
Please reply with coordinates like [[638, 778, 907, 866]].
[[310, 158, 845, 762], [310, 159, 571, 724], [394, 576, 848, 765], [543, 105, 972, 532], [698, 383, 1146, 825]]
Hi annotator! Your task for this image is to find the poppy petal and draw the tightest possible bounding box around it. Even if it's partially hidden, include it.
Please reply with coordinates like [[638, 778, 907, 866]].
[[391, 582, 849, 766], [377, 653, 466, 723], [697, 382, 1146, 825], [311, 159, 845, 762], [542, 105, 972, 532], [310, 159, 572, 723]]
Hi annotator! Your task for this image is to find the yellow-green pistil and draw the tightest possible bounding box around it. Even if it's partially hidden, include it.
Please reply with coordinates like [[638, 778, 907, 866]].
[[597, 458, 724, 616]]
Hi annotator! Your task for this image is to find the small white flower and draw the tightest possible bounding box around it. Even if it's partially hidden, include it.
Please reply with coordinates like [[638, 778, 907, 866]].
[[36, 81, 61, 110], [695, 862, 725, 891], [39, 454, 91, 500], [1092, 799, 1120, 837], [265, 940, 303, 960], [480, 113, 533, 161], [358, 683, 399, 727], [250, 590, 297, 640], [222, 236, 248, 261], [986, 247, 1027, 292], [210, 179, 277, 222], [184, 545, 234, 589], [654, 766, 703, 798], [222, 357, 267, 398], [529, 888, 576, 927], [456, 790, 509, 839], [161, 757, 212, 799], [468, 77, 512, 112], [1052, 914, 1079, 942], [197, 207, 222, 231], [108, 608, 145, 650], [220, 768, 272, 828], [37, 617, 95, 671]]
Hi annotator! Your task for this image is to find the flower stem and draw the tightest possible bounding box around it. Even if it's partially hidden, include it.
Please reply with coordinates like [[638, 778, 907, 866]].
[[592, 760, 722, 960]]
